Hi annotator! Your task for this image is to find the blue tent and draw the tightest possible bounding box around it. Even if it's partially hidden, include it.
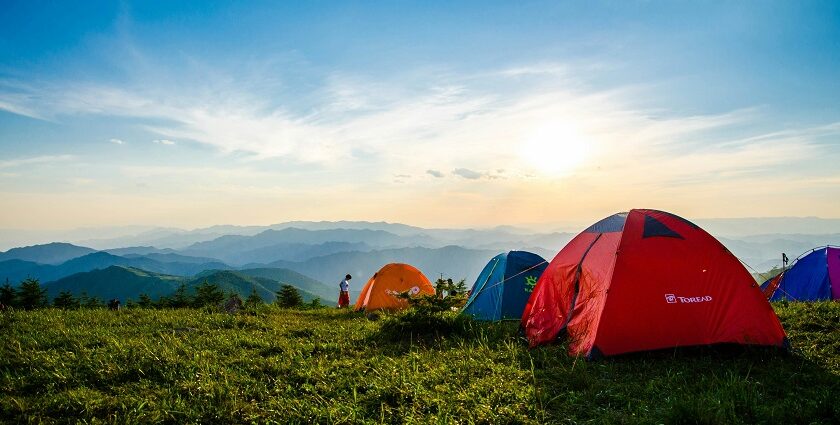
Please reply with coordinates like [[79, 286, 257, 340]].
[[462, 251, 548, 320], [760, 246, 840, 301]]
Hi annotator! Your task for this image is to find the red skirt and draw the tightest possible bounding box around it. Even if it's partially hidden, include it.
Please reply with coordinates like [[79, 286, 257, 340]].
[[338, 291, 350, 307]]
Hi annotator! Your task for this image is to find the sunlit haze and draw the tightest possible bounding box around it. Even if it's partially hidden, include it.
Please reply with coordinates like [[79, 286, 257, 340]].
[[1, 1, 839, 233]]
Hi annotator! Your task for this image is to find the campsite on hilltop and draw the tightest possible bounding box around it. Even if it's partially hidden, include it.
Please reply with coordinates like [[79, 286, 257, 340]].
[[1, 212, 839, 423], [3, 1, 840, 423]]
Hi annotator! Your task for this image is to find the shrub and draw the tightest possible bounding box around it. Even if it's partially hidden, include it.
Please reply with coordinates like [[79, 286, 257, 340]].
[[53, 291, 79, 309], [0, 280, 15, 307], [391, 277, 469, 315], [378, 277, 474, 341], [17, 278, 47, 310], [245, 286, 264, 309], [169, 283, 192, 308], [78, 292, 103, 309], [137, 293, 153, 308], [275, 285, 303, 308], [305, 297, 324, 310], [378, 309, 476, 341], [193, 281, 224, 308]]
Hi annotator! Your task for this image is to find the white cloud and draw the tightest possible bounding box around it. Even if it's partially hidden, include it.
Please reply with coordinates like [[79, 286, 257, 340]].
[[449, 168, 508, 180], [452, 168, 483, 180], [0, 99, 47, 121], [0, 81, 53, 120], [109, 138, 125, 145], [0, 62, 835, 192]]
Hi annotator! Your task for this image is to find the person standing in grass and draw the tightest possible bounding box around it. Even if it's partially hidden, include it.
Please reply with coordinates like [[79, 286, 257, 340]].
[[337, 274, 352, 308]]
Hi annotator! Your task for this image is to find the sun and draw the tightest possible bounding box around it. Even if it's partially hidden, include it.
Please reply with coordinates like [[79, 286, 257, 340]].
[[519, 122, 590, 176]]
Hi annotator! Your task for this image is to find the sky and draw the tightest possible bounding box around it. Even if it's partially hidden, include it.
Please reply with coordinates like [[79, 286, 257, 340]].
[[1, 0, 839, 232]]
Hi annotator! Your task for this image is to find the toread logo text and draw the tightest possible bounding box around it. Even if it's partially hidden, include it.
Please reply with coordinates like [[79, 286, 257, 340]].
[[665, 294, 712, 304]]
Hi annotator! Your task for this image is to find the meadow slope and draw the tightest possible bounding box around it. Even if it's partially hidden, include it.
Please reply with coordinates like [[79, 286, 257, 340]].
[[0, 303, 837, 424]]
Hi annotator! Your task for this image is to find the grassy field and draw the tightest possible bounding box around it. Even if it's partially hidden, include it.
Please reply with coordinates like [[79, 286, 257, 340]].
[[1, 302, 838, 424]]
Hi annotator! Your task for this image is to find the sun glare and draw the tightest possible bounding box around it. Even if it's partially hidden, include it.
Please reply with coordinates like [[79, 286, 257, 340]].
[[519, 123, 590, 176]]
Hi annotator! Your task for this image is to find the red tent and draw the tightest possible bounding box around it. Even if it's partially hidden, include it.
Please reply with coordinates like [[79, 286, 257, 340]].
[[522, 209, 787, 358]]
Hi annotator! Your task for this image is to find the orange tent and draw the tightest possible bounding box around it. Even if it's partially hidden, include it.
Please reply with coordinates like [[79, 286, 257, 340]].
[[354, 263, 435, 311]]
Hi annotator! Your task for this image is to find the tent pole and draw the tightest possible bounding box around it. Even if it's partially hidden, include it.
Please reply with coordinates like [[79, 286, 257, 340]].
[[781, 252, 788, 300]]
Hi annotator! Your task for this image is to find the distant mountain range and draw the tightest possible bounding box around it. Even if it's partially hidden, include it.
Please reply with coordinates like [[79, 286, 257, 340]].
[[3, 219, 840, 305], [0, 251, 230, 284], [43, 266, 335, 304], [184, 237, 375, 265], [0, 242, 97, 265], [269, 245, 499, 299], [44, 266, 184, 301], [717, 234, 840, 272], [695, 217, 840, 237]]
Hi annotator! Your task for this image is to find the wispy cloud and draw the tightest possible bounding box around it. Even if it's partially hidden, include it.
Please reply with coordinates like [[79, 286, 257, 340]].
[[392, 174, 412, 184], [0, 99, 47, 121], [109, 138, 125, 145], [499, 63, 569, 77], [119, 165, 269, 180], [0, 80, 53, 121], [0, 155, 76, 169], [449, 167, 508, 180], [0, 59, 835, 192], [452, 168, 483, 180]]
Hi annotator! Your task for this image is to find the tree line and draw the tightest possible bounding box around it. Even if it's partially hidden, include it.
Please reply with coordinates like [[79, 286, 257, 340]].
[[0, 278, 321, 311]]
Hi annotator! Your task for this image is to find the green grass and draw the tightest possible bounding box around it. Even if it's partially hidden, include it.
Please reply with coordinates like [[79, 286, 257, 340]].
[[1, 303, 837, 424]]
